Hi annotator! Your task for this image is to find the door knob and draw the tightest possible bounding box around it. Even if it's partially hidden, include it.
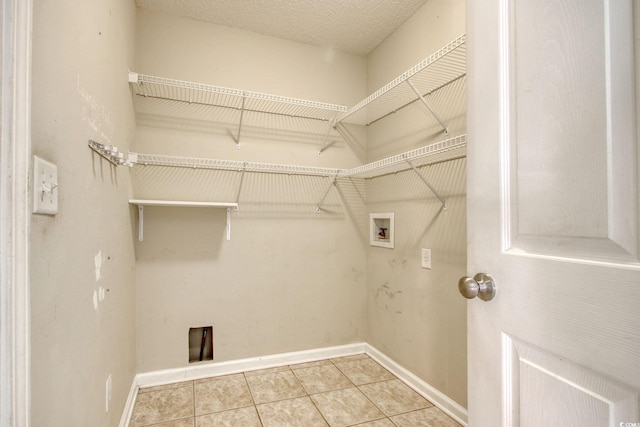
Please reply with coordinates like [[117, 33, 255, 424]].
[[458, 273, 496, 301]]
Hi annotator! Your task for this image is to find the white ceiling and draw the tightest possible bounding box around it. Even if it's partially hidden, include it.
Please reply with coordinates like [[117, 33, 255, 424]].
[[135, 0, 429, 56]]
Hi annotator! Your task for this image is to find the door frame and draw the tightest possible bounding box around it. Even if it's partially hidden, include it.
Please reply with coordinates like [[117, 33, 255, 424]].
[[1, 0, 32, 425]]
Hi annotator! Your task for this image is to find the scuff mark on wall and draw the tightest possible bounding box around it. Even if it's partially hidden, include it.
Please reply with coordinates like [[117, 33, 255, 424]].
[[77, 74, 114, 143], [351, 267, 365, 283], [92, 286, 109, 312], [374, 282, 403, 299], [388, 258, 407, 270], [94, 250, 105, 281], [93, 250, 109, 311], [374, 282, 403, 310]]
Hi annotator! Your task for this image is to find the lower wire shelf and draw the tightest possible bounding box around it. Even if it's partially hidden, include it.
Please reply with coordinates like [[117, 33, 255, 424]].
[[127, 134, 466, 218]]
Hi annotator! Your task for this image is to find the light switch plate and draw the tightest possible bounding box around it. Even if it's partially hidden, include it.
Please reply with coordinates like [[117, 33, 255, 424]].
[[32, 156, 58, 215], [421, 248, 432, 269]]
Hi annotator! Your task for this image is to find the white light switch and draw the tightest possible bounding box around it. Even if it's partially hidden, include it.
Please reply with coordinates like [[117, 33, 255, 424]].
[[32, 156, 58, 215], [421, 248, 432, 269]]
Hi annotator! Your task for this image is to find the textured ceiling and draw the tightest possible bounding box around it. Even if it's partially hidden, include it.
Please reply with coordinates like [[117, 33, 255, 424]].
[[135, 0, 429, 56]]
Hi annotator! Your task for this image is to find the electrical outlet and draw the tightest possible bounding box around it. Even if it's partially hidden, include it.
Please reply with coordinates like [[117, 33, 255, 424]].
[[421, 248, 432, 269], [32, 156, 58, 215], [105, 374, 112, 412]]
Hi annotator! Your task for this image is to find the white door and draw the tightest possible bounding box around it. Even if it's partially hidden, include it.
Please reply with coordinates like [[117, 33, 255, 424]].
[[466, 0, 640, 426]]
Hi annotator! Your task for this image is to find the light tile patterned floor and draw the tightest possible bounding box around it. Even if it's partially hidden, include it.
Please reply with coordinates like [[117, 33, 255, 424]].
[[129, 354, 462, 427]]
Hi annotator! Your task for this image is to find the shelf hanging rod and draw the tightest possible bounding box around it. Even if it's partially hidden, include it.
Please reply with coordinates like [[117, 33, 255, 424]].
[[404, 155, 447, 210], [315, 173, 339, 213], [406, 79, 449, 135]]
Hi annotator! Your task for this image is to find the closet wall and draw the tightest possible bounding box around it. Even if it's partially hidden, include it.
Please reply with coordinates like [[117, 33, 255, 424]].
[[132, 0, 468, 409], [133, 9, 369, 372], [365, 0, 468, 408], [30, 0, 137, 426]]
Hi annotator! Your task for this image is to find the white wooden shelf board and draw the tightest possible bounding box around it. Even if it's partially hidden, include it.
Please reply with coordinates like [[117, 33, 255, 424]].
[[129, 199, 238, 209], [129, 199, 238, 242]]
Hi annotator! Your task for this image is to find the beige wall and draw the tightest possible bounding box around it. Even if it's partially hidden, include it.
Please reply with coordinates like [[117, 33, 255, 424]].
[[133, 9, 369, 372], [364, 0, 468, 407], [28, 2, 467, 422], [30, 0, 137, 426], [133, 1, 467, 408]]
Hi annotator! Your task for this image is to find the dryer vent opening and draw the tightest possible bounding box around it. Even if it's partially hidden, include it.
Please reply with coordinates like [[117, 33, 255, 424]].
[[189, 326, 213, 363]]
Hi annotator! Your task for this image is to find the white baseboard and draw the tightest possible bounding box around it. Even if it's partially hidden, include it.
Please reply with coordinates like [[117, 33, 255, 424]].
[[365, 344, 468, 426], [118, 377, 139, 427], [135, 342, 366, 389], [120, 342, 467, 427]]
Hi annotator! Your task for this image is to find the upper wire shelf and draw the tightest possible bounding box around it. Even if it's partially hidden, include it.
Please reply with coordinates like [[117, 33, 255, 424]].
[[339, 34, 466, 126], [128, 72, 347, 123]]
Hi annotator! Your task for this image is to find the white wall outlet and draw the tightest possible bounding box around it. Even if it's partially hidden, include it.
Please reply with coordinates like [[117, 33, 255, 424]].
[[421, 248, 432, 269], [32, 156, 58, 215], [105, 374, 112, 412]]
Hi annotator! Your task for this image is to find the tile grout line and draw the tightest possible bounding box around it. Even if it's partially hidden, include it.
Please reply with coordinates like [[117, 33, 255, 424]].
[[242, 370, 265, 427], [292, 361, 352, 427], [314, 355, 391, 427], [192, 380, 196, 427]]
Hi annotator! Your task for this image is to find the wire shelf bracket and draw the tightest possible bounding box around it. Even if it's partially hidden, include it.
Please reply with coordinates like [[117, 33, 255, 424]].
[[234, 96, 246, 149], [315, 173, 339, 213], [317, 112, 339, 156], [406, 79, 448, 135], [235, 164, 246, 209], [404, 156, 447, 210]]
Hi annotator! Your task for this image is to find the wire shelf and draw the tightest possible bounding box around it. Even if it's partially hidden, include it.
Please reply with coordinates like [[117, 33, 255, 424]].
[[339, 34, 466, 126], [341, 134, 466, 178], [129, 134, 465, 180], [130, 152, 344, 178], [129, 72, 347, 123]]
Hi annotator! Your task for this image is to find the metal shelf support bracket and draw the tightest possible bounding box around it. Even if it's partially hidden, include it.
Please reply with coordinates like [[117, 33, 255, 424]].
[[234, 95, 246, 149], [235, 165, 246, 210], [318, 112, 339, 156], [316, 173, 339, 213], [137, 205, 144, 241], [404, 156, 447, 210], [406, 79, 449, 135]]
